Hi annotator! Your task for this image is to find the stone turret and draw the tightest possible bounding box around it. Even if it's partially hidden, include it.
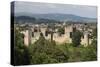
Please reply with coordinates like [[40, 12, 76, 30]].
[[81, 31, 90, 46], [21, 30, 32, 46], [64, 25, 73, 38], [84, 32, 89, 46]]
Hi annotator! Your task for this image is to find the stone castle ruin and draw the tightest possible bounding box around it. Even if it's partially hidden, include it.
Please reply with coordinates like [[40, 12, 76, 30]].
[[21, 23, 92, 47]]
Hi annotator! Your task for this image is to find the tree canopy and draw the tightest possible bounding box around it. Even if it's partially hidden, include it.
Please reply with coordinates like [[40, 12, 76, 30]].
[[72, 30, 82, 47], [29, 35, 69, 64]]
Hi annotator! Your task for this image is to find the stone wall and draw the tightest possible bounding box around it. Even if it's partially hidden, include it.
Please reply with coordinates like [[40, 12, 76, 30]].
[[21, 25, 92, 46]]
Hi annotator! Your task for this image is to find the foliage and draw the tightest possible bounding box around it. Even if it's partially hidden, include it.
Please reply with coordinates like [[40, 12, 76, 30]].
[[29, 35, 69, 64], [57, 27, 65, 36], [58, 43, 97, 62], [80, 27, 97, 61], [14, 29, 31, 65], [14, 27, 97, 65], [80, 45, 97, 61], [72, 30, 82, 47]]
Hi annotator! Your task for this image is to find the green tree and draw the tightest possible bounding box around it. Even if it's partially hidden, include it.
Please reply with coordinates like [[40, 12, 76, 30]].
[[72, 30, 82, 47], [58, 27, 65, 36], [80, 45, 97, 61], [14, 29, 31, 65], [30, 35, 69, 64]]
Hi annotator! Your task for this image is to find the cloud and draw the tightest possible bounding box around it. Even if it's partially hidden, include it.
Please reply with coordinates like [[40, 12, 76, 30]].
[[14, 1, 97, 18]]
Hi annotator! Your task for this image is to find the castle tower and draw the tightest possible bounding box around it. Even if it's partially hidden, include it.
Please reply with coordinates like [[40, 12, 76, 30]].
[[64, 25, 74, 43], [64, 25, 73, 38], [21, 30, 32, 46], [82, 31, 89, 46]]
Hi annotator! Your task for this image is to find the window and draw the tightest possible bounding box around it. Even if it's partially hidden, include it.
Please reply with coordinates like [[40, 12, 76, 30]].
[[70, 32, 72, 38]]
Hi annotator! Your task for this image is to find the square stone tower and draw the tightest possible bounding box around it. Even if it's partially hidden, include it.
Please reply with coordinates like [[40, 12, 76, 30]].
[[21, 30, 32, 46]]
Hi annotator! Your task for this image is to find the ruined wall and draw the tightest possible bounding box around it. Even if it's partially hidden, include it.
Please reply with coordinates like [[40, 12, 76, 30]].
[[21, 25, 92, 46]]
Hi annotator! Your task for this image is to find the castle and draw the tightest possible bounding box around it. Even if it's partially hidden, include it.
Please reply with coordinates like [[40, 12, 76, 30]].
[[20, 23, 93, 47]]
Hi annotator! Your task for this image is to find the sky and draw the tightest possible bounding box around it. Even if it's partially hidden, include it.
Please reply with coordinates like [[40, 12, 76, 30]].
[[14, 1, 97, 18]]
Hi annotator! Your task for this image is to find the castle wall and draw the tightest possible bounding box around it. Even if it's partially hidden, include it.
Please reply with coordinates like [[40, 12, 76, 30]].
[[21, 25, 92, 46]]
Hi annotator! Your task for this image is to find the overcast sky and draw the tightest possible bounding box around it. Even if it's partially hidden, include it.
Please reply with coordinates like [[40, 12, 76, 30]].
[[14, 1, 97, 18]]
